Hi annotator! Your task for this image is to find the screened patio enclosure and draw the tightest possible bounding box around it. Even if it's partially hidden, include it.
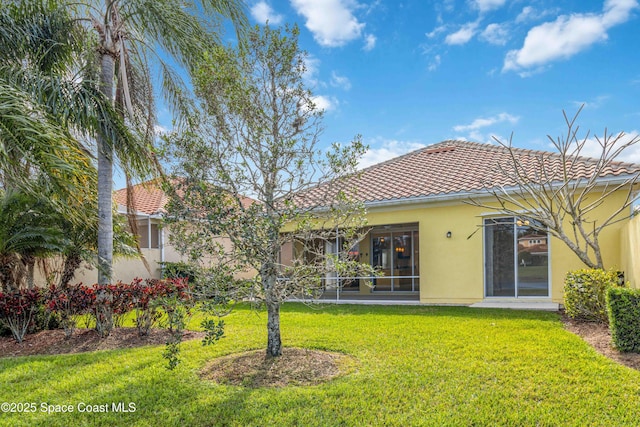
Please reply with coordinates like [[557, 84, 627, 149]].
[[317, 223, 420, 300]]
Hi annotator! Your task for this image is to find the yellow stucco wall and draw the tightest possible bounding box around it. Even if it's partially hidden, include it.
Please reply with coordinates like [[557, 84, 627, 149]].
[[364, 202, 484, 304], [620, 215, 640, 289], [34, 221, 256, 286], [69, 249, 164, 284], [361, 189, 631, 305]]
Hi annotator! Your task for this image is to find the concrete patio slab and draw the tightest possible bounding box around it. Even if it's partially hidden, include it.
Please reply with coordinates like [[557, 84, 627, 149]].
[[469, 301, 560, 311]]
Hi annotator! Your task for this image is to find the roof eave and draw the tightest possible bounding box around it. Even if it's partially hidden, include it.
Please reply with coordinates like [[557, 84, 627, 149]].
[[116, 205, 164, 218], [363, 173, 640, 209]]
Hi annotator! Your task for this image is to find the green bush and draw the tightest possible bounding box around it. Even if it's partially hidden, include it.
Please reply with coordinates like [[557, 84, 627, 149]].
[[161, 261, 196, 283], [564, 269, 623, 323], [29, 303, 61, 333], [607, 287, 640, 352], [0, 321, 10, 337]]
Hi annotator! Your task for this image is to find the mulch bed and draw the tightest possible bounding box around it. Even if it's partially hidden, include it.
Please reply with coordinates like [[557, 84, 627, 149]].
[[0, 328, 204, 358], [561, 314, 640, 371], [200, 347, 355, 388]]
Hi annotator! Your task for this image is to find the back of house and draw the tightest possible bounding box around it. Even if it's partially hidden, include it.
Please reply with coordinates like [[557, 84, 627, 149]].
[[281, 140, 640, 306]]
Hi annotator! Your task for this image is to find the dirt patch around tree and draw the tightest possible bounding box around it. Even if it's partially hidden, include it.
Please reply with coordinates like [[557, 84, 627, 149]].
[[0, 328, 204, 358], [199, 347, 357, 388], [561, 314, 640, 371]]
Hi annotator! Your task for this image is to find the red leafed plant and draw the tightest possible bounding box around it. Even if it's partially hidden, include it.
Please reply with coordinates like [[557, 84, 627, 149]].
[[0, 288, 42, 343], [45, 284, 95, 339], [130, 278, 164, 336]]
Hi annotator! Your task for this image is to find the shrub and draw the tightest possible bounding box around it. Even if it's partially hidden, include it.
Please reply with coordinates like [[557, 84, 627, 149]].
[[0, 321, 11, 337], [130, 278, 163, 336], [44, 279, 194, 339], [152, 277, 194, 369], [30, 303, 61, 333], [0, 289, 42, 342], [45, 284, 95, 339], [607, 287, 640, 352], [161, 261, 197, 283], [108, 282, 135, 327], [564, 269, 623, 323]]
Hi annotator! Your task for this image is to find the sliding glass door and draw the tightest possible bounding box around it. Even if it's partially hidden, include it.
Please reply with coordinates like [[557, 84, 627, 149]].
[[484, 217, 549, 297]]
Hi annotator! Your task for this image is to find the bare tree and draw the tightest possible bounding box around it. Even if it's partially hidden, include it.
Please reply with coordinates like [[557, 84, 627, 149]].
[[163, 25, 374, 357], [468, 108, 640, 269]]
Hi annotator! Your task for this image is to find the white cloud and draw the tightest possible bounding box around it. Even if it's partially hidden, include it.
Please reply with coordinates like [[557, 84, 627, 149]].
[[302, 55, 321, 87], [453, 113, 519, 143], [571, 95, 610, 109], [516, 6, 535, 23], [504, 0, 639, 72], [571, 131, 640, 163], [428, 54, 441, 71], [515, 6, 559, 23], [445, 21, 479, 45], [311, 95, 337, 111], [154, 124, 170, 135], [473, 0, 507, 13], [330, 71, 351, 90], [363, 33, 377, 51], [359, 139, 426, 169], [291, 0, 365, 47], [442, 0, 455, 13], [454, 131, 507, 144], [426, 24, 447, 39], [453, 112, 520, 133], [480, 23, 509, 45], [250, 1, 283, 24]]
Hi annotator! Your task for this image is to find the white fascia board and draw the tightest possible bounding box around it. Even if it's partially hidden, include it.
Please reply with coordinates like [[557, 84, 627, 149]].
[[116, 205, 164, 219]]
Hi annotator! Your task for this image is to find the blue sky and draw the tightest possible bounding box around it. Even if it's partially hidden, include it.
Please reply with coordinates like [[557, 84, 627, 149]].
[[143, 0, 640, 191], [238, 0, 640, 168]]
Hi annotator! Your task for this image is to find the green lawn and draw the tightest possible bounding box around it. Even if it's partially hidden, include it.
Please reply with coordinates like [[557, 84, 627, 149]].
[[1, 304, 640, 426]]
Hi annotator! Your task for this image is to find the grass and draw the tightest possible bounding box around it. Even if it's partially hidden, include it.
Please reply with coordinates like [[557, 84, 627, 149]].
[[2, 304, 640, 426]]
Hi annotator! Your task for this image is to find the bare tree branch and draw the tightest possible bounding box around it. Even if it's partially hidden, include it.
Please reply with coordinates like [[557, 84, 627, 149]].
[[468, 108, 640, 269]]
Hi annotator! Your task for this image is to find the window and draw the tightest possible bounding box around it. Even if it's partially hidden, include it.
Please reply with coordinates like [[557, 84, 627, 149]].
[[137, 223, 160, 249]]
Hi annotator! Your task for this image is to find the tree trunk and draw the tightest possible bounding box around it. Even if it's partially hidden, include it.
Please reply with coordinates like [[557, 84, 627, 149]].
[[25, 255, 35, 289], [97, 51, 115, 285], [266, 299, 282, 357], [95, 26, 116, 337], [59, 252, 82, 288], [263, 260, 282, 357]]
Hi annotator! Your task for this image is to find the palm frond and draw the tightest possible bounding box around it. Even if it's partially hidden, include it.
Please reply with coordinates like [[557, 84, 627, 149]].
[[0, 81, 95, 196]]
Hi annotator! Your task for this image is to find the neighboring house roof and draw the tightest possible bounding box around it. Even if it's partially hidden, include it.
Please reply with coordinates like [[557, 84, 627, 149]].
[[518, 234, 548, 240], [114, 179, 168, 215], [297, 140, 640, 207], [114, 179, 256, 215]]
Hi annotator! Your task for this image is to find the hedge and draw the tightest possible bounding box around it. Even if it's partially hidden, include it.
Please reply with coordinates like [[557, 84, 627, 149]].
[[564, 269, 623, 323], [607, 287, 640, 353]]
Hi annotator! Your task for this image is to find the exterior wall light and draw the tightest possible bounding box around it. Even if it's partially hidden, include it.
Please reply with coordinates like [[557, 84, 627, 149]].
[[446, 231, 452, 238]]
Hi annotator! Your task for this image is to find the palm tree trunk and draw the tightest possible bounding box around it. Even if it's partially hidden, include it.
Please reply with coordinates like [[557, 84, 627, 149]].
[[24, 255, 35, 289], [95, 30, 116, 336], [97, 51, 115, 285], [59, 251, 82, 288]]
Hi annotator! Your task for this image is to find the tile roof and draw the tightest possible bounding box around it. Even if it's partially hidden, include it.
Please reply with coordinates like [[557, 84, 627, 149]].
[[296, 140, 640, 207], [114, 179, 168, 215], [114, 179, 257, 215]]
